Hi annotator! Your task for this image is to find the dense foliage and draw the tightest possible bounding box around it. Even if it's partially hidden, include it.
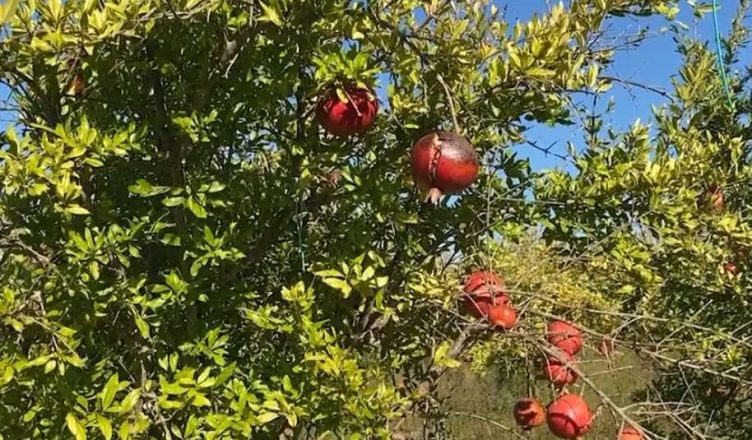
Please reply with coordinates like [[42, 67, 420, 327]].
[[2, 0, 751, 439]]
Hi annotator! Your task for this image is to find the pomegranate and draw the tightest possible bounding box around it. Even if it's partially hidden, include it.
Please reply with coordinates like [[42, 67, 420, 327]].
[[316, 85, 378, 137], [461, 270, 509, 318], [723, 261, 739, 276], [461, 293, 509, 318], [618, 425, 644, 440], [513, 397, 545, 429], [410, 131, 479, 204], [698, 183, 726, 213], [542, 352, 578, 386], [546, 321, 583, 356], [546, 394, 592, 439], [464, 270, 505, 296], [487, 304, 517, 330]]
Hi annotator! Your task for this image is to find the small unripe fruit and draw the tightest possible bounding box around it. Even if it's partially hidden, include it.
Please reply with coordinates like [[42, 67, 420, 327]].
[[513, 398, 545, 429], [547, 320, 583, 356], [723, 261, 739, 276], [316, 85, 378, 137], [487, 304, 517, 330], [411, 131, 479, 204], [546, 394, 592, 439]]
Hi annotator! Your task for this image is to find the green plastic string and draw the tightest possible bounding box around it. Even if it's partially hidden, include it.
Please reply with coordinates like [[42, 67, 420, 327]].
[[711, 0, 734, 107]]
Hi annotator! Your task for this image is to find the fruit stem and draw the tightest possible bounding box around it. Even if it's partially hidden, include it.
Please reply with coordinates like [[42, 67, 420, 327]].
[[340, 86, 363, 118]]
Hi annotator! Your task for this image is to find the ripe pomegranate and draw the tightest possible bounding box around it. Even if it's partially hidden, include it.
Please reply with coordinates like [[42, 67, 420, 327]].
[[542, 352, 578, 386], [461, 270, 508, 318], [723, 261, 739, 276], [464, 270, 505, 296], [618, 425, 644, 440], [316, 85, 378, 137], [513, 397, 545, 429], [547, 321, 583, 356], [546, 394, 592, 439], [410, 131, 479, 204], [488, 304, 517, 330], [461, 293, 509, 318]]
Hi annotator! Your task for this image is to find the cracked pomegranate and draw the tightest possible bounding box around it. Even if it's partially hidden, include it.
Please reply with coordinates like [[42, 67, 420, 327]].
[[513, 397, 545, 429], [546, 394, 592, 439], [461, 270, 508, 318], [410, 131, 479, 204], [546, 320, 583, 356], [542, 352, 578, 386]]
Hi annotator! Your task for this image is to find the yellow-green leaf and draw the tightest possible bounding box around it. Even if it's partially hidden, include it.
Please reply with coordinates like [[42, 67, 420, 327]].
[[66, 413, 87, 440], [259, 2, 282, 26]]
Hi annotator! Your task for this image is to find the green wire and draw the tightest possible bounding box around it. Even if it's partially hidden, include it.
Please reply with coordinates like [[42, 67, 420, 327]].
[[711, 0, 734, 107]]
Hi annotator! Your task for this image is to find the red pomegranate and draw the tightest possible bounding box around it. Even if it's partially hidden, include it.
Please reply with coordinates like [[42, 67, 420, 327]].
[[316, 85, 378, 137], [461, 293, 509, 318], [546, 394, 592, 439], [546, 321, 583, 356], [464, 270, 505, 295], [488, 304, 517, 330], [542, 352, 578, 386], [618, 425, 644, 440], [461, 270, 508, 318], [513, 397, 545, 429], [723, 261, 739, 276], [410, 131, 479, 204]]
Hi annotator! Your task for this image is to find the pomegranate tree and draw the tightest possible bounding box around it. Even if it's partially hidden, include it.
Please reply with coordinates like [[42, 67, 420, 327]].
[[513, 397, 546, 429], [546, 320, 583, 356], [316, 85, 378, 137], [546, 394, 592, 439], [410, 131, 479, 204]]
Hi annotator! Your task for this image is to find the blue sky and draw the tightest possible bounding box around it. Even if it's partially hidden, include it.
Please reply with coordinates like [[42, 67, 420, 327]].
[[504, 0, 751, 172], [1, 1, 749, 172]]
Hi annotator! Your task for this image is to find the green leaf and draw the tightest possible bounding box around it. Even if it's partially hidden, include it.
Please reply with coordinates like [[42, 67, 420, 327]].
[[185, 197, 207, 219], [118, 421, 131, 440], [66, 205, 91, 215], [160, 234, 182, 246], [259, 2, 282, 26], [322, 278, 352, 297], [97, 416, 113, 440], [133, 312, 150, 339], [189, 391, 211, 407], [162, 196, 185, 207], [256, 412, 279, 425], [66, 413, 87, 440], [101, 374, 120, 409], [526, 67, 556, 78], [118, 389, 141, 415]]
